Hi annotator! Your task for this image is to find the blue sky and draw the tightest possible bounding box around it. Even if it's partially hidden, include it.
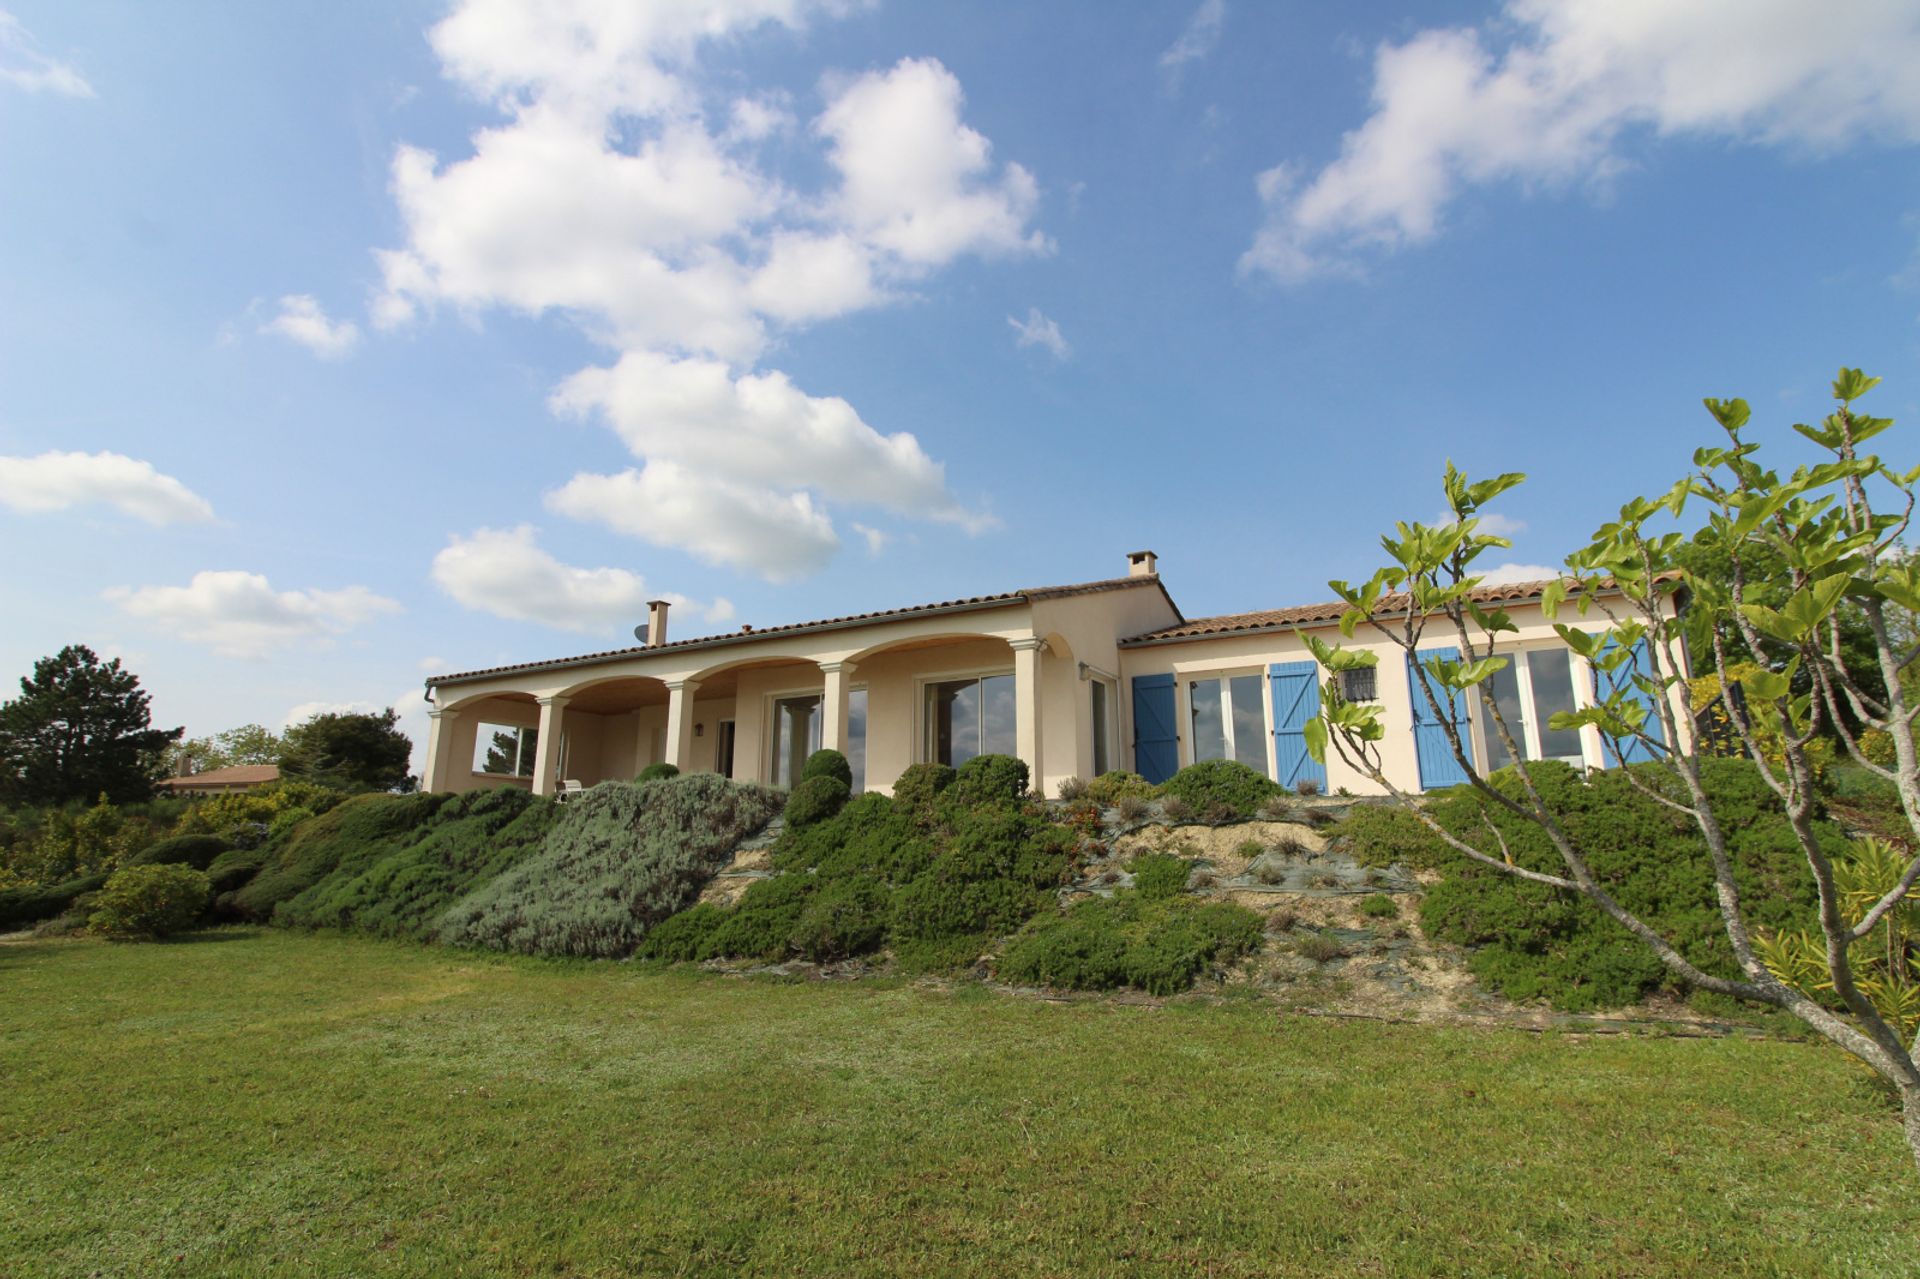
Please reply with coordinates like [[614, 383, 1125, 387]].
[[3, 0, 1919, 764]]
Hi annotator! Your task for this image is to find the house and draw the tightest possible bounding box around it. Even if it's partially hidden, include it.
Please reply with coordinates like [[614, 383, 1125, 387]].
[[155, 764, 282, 796], [419, 552, 1686, 799]]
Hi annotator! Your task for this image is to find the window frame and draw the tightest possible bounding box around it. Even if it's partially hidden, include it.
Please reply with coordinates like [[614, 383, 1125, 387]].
[[916, 666, 1017, 767], [471, 721, 539, 779], [1473, 644, 1596, 772], [1180, 667, 1272, 777]]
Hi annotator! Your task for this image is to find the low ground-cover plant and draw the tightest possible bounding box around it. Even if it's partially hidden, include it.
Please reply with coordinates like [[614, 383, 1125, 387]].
[[275, 787, 558, 939], [88, 863, 210, 939], [1363, 759, 1831, 1010], [996, 887, 1263, 995], [1129, 852, 1191, 898], [221, 792, 444, 921], [123, 833, 231, 871], [1359, 893, 1400, 919], [0, 870, 112, 931], [654, 755, 1077, 972], [1156, 760, 1283, 821], [438, 774, 782, 958]]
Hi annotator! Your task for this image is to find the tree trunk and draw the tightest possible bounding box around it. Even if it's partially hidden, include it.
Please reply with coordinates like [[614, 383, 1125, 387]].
[[1905, 1083, 1920, 1178]]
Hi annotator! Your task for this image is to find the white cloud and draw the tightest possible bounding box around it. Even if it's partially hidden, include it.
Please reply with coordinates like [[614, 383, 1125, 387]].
[[0, 450, 215, 525], [1160, 0, 1225, 91], [263, 295, 361, 358], [1477, 561, 1562, 586], [1245, 0, 1920, 281], [816, 57, 1051, 267], [1436, 509, 1526, 538], [851, 522, 887, 557], [1007, 306, 1069, 359], [106, 571, 400, 659], [0, 10, 93, 97], [370, 4, 1040, 580], [431, 523, 733, 630], [546, 464, 841, 582], [550, 350, 984, 527]]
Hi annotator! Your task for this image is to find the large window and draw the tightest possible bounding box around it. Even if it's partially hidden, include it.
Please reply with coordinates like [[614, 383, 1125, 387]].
[[1189, 673, 1267, 773], [1090, 679, 1113, 777], [770, 690, 870, 790], [1481, 648, 1586, 770], [474, 722, 537, 777], [925, 673, 1016, 767]]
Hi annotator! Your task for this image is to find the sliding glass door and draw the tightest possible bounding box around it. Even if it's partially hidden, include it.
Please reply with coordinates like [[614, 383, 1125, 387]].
[[924, 674, 1016, 767], [1188, 673, 1267, 773], [771, 695, 820, 788], [1482, 648, 1587, 770]]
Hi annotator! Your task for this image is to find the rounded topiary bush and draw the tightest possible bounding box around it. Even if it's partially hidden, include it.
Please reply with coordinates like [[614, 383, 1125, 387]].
[[948, 754, 1029, 805], [88, 863, 211, 939], [891, 762, 955, 810], [801, 748, 852, 789], [636, 762, 681, 782], [1157, 759, 1283, 821], [124, 833, 231, 871], [1085, 771, 1155, 806], [784, 774, 850, 828]]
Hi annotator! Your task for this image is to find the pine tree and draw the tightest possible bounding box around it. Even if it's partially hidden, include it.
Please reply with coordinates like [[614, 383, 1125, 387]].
[[0, 645, 183, 805]]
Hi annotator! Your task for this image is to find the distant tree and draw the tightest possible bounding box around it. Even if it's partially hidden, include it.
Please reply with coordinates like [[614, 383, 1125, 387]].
[[165, 723, 283, 776], [279, 708, 413, 792], [0, 645, 182, 806]]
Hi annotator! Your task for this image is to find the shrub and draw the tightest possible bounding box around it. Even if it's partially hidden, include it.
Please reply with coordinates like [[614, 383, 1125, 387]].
[[266, 806, 315, 840], [637, 902, 726, 962], [891, 762, 955, 811], [1129, 853, 1190, 899], [0, 871, 111, 931], [1295, 778, 1321, 797], [1294, 931, 1346, 963], [1328, 802, 1447, 870], [1159, 795, 1194, 822], [437, 775, 782, 959], [997, 891, 1263, 995], [123, 834, 230, 872], [1157, 760, 1284, 821], [88, 863, 210, 939], [948, 754, 1029, 806], [1114, 794, 1151, 823], [1414, 759, 1835, 1010], [784, 775, 850, 828], [636, 762, 681, 782], [790, 873, 889, 961], [801, 749, 852, 789], [204, 846, 267, 897], [225, 792, 445, 922], [174, 780, 344, 837], [1257, 795, 1293, 821], [1085, 771, 1154, 806], [1056, 776, 1088, 801], [275, 787, 558, 940], [1359, 893, 1400, 919]]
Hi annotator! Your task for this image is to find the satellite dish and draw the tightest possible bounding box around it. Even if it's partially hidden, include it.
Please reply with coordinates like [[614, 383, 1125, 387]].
[[633, 624, 648, 643]]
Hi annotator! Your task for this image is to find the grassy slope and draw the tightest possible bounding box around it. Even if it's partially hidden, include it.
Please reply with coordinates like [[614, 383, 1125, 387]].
[[1, 931, 1913, 1279]]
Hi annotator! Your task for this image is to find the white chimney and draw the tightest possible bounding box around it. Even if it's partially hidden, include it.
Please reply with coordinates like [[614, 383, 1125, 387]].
[[1127, 549, 1158, 578], [646, 599, 671, 646]]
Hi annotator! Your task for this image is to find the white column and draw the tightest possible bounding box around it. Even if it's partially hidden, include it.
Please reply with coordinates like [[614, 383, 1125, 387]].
[[423, 707, 457, 792], [532, 695, 568, 796], [1011, 637, 1046, 790], [820, 661, 855, 754], [664, 679, 701, 771]]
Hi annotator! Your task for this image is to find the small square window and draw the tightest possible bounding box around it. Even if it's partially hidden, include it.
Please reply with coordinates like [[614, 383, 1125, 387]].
[[1339, 667, 1378, 702]]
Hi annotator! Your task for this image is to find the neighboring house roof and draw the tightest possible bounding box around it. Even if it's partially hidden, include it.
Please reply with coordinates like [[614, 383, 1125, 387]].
[[428, 573, 1182, 688], [1120, 577, 1590, 646], [156, 764, 281, 789]]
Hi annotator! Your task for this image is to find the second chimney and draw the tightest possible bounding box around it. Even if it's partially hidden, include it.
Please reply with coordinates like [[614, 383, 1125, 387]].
[[1126, 549, 1158, 578], [646, 599, 671, 647]]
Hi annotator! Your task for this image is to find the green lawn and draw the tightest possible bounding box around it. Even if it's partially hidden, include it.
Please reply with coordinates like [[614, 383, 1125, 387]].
[[1, 931, 1913, 1278]]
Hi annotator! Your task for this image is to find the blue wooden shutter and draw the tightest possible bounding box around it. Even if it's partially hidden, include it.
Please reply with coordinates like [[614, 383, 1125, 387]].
[[1131, 674, 1179, 784], [1592, 637, 1668, 765], [1269, 661, 1327, 791], [1408, 647, 1472, 789]]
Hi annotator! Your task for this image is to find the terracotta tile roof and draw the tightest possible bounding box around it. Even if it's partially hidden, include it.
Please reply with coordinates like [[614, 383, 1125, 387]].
[[428, 573, 1179, 687], [1121, 577, 1586, 646], [156, 764, 281, 788]]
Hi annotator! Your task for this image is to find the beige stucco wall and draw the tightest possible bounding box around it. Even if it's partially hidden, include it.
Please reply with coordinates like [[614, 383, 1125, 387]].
[[1116, 599, 1690, 795]]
